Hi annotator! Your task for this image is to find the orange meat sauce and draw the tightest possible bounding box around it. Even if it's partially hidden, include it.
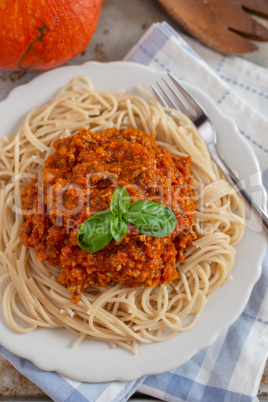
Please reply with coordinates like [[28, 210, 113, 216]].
[[20, 127, 196, 302]]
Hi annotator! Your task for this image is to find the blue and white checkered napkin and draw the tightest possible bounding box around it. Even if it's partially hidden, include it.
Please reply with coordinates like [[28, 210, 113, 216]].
[[1, 21, 268, 402]]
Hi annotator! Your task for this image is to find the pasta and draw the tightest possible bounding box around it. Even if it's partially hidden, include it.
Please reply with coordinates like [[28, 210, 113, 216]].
[[0, 77, 244, 353]]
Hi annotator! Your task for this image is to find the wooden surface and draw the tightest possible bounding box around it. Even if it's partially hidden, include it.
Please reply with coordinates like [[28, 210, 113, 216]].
[[156, 0, 268, 54], [0, 0, 267, 400]]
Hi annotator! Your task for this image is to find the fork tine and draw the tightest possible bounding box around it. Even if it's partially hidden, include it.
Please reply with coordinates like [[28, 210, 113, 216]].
[[151, 85, 170, 108], [242, 0, 268, 19], [156, 81, 184, 111], [153, 82, 180, 111], [167, 72, 203, 118], [152, 81, 192, 119], [161, 77, 193, 117]]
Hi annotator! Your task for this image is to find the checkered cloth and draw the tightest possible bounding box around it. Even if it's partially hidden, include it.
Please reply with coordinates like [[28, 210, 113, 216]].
[[1, 21, 268, 402]]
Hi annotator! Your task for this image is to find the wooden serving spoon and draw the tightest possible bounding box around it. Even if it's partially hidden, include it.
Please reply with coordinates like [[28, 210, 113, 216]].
[[155, 0, 268, 54]]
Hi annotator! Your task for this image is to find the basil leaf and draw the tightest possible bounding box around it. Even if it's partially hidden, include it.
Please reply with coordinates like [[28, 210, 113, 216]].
[[110, 187, 130, 216], [77, 210, 113, 253], [127, 201, 166, 214], [123, 201, 177, 237], [77, 188, 178, 253], [111, 216, 128, 242]]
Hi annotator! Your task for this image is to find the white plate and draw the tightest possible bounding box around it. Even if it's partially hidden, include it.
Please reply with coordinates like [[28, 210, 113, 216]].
[[0, 61, 267, 382]]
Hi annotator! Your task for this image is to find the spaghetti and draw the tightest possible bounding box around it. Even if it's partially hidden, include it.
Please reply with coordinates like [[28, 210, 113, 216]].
[[0, 77, 244, 353]]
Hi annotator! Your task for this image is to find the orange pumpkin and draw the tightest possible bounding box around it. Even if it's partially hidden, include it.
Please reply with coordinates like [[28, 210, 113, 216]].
[[0, 0, 102, 71]]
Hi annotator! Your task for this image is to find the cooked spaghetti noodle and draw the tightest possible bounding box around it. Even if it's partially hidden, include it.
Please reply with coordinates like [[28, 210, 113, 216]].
[[0, 77, 244, 353]]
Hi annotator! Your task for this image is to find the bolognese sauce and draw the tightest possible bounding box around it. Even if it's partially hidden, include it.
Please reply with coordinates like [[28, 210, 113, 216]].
[[21, 127, 196, 302]]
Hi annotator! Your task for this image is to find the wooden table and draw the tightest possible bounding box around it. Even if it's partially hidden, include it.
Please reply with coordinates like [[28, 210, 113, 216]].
[[0, 0, 267, 400]]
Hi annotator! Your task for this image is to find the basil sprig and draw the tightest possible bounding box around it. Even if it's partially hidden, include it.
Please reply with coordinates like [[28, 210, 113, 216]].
[[77, 187, 177, 253]]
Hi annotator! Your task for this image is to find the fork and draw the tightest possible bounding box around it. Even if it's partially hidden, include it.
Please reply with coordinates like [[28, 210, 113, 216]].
[[152, 73, 268, 235], [155, 0, 268, 54]]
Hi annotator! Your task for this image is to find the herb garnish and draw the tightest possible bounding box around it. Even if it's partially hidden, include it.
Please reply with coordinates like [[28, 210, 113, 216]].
[[77, 187, 177, 253]]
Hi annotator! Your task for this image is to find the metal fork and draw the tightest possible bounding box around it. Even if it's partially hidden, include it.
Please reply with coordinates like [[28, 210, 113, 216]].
[[152, 72, 268, 235]]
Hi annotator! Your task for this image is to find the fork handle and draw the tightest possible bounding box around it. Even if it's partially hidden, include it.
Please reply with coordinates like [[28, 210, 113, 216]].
[[215, 152, 268, 236]]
